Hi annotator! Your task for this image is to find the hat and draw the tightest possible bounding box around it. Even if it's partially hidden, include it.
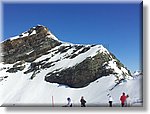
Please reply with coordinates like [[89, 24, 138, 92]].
[[67, 97, 70, 101]]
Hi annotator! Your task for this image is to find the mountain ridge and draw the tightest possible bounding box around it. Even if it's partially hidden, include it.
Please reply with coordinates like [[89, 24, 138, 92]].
[[0, 25, 131, 88]]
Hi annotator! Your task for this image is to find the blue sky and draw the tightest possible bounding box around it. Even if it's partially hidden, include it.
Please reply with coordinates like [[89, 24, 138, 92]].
[[3, 2, 142, 72]]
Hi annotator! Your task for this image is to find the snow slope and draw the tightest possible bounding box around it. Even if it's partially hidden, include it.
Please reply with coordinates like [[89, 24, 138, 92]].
[[0, 61, 142, 106], [34, 43, 110, 73], [0, 42, 142, 107]]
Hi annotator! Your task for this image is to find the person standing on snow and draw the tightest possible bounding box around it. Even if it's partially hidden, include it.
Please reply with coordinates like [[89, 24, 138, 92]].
[[107, 94, 113, 107], [80, 96, 86, 107], [65, 97, 72, 107], [125, 94, 132, 107], [120, 92, 127, 107]]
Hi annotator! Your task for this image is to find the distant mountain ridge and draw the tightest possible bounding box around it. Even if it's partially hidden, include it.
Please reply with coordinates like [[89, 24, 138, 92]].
[[0, 25, 131, 88]]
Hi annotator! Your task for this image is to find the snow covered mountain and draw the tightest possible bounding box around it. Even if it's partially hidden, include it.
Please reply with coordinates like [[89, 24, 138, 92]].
[[0, 25, 142, 106], [133, 70, 143, 76]]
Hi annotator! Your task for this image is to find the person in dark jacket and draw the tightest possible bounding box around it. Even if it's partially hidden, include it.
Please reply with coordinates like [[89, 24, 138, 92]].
[[80, 96, 86, 107], [107, 94, 113, 107], [64, 97, 72, 107], [120, 92, 127, 107]]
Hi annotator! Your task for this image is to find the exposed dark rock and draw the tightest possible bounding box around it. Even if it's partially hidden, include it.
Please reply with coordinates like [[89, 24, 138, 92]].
[[41, 62, 55, 69], [45, 52, 115, 88], [13, 60, 25, 68], [6, 65, 25, 73], [65, 46, 91, 59], [6, 60, 25, 73], [4, 76, 8, 78], [24, 62, 40, 74], [59, 45, 72, 54], [30, 70, 41, 80], [78, 46, 90, 55], [70, 53, 78, 59], [1, 25, 61, 64]]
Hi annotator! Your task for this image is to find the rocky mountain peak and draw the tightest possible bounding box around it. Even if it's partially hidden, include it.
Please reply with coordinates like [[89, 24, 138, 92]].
[[0, 25, 131, 88], [0, 25, 61, 64], [18, 25, 52, 39], [26, 25, 47, 35]]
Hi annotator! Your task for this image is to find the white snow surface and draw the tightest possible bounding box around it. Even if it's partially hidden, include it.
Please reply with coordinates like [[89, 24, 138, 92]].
[[9, 29, 36, 41], [133, 70, 142, 76], [9, 36, 20, 40], [0, 64, 142, 106], [106, 59, 130, 79], [46, 31, 59, 41], [0, 43, 142, 106], [30, 30, 36, 35], [21, 31, 29, 37]]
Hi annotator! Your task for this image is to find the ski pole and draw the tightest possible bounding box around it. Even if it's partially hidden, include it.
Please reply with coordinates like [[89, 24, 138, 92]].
[[52, 96, 54, 107]]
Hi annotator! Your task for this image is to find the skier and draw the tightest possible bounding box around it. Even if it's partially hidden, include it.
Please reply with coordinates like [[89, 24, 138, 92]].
[[120, 92, 127, 107], [64, 97, 72, 107], [80, 96, 86, 107], [107, 94, 113, 107]]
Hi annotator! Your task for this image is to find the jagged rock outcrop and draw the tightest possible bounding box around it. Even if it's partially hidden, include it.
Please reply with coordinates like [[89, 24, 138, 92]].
[[45, 49, 130, 88], [45, 53, 114, 88], [1, 25, 61, 64]]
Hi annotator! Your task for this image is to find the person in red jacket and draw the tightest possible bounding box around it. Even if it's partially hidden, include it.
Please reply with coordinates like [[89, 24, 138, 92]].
[[120, 92, 127, 107]]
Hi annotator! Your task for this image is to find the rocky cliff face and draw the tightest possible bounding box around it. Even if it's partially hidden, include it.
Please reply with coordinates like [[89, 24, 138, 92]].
[[0, 25, 131, 88], [44, 46, 131, 88], [1, 25, 61, 64]]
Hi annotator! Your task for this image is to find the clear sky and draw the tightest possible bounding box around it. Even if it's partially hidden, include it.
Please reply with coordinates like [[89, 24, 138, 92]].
[[3, 2, 142, 73]]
